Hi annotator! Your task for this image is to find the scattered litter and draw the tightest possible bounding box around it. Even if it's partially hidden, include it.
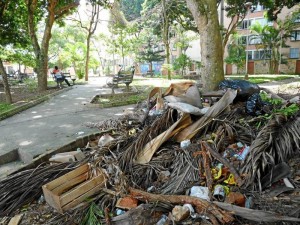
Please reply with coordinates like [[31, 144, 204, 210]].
[[0, 81, 299, 224], [190, 186, 210, 201]]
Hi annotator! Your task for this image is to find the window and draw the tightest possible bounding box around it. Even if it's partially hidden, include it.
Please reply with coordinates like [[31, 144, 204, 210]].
[[290, 48, 299, 58], [247, 50, 271, 60], [249, 35, 262, 45], [253, 3, 265, 12], [237, 20, 252, 29], [291, 31, 300, 41], [238, 36, 247, 45], [294, 16, 300, 23]]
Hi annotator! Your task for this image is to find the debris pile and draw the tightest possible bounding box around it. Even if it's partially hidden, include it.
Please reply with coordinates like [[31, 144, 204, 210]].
[[0, 81, 300, 225]]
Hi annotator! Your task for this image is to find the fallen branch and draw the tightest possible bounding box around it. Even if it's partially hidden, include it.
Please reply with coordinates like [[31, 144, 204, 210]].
[[214, 201, 300, 223], [129, 187, 234, 225]]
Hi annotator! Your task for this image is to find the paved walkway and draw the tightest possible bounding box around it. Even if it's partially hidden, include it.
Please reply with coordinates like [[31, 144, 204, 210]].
[[0, 77, 133, 165]]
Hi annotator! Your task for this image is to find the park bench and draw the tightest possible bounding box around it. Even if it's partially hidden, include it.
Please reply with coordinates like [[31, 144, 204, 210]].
[[51, 72, 76, 87], [183, 71, 201, 80], [107, 67, 135, 92], [142, 70, 154, 77]]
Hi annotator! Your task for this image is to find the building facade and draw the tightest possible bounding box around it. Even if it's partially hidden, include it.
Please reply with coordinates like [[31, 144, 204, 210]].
[[223, 3, 300, 75]]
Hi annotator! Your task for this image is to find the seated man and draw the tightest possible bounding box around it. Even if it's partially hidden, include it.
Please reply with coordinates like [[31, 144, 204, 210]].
[[52, 66, 71, 87]]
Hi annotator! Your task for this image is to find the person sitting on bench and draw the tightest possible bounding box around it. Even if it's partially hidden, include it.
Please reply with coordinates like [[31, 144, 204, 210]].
[[52, 66, 71, 87]]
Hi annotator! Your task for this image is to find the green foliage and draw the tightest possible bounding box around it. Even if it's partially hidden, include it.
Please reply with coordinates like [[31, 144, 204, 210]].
[[23, 79, 38, 93], [161, 63, 173, 74], [250, 11, 300, 73], [276, 104, 299, 117], [120, 0, 143, 21], [137, 35, 165, 65], [173, 54, 192, 76], [80, 202, 104, 225], [260, 91, 282, 105], [49, 25, 89, 78], [225, 34, 246, 69], [105, 23, 140, 65], [0, 103, 14, 113], [259, 90, 299, 117]]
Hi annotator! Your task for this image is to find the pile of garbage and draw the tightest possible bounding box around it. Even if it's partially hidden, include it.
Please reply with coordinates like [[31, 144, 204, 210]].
[[0, 80, 299, 225]]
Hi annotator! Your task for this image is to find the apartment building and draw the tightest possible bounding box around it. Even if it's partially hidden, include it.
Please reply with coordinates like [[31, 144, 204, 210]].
[[223, 3, 300, 75]]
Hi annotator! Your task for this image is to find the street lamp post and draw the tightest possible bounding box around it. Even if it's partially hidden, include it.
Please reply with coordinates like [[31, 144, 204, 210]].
[[244, 2, 252, 80]]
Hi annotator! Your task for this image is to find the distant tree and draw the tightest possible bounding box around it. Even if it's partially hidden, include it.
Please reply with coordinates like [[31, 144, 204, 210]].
[[173, 53, 192, 76], [137, 35, 165, 72], [250, 11, 300, 73], [49, 25, 87, 78], [105, 23, 140, 67], [225, 34, 246, 72], [120, 0, 144, 21], [75, 1, 111, 81], [0, 0, 29, 103]]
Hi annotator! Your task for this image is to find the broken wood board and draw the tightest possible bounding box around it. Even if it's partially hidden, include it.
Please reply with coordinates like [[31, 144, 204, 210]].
[[135, 113, 192, 164], [8, 214, 23, 225], [174, 89, 237, 142], [42, 163, 106, 213]]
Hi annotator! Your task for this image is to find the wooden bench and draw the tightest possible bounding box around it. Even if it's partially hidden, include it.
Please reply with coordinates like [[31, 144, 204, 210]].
[[107, 69, 135, 92], [62, 73, 76, 85], [183, 71, 201, 80], [51, 73, 76, 87], [142, 70, 154, 77]]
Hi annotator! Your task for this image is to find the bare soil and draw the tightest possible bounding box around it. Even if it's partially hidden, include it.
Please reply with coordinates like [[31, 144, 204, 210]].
[[0, 84, 60, 104]]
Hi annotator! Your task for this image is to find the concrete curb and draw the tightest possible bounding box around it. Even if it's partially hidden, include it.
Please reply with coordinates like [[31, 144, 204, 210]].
[[0, 87, 72, 121], [6, 131, 101, 177]]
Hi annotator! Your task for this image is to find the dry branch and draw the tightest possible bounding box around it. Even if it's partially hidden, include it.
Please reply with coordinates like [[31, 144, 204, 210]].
[[129, 187, 234, 225], [202, 142, 243, 186]]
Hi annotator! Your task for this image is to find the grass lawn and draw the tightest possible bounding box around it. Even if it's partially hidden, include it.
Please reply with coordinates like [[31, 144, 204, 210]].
[[226, 74, 298, 84], [0, 103, 14, 114]]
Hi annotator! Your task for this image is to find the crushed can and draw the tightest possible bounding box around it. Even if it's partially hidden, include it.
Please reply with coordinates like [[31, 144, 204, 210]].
[[213, 184, 226, 202]]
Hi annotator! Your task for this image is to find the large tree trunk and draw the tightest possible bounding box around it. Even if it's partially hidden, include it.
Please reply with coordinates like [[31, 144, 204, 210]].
[[0, 59, 12, 104], [186, 0, 224, 91], [27, 0, 54, 92], [27, 0, 79, 91]]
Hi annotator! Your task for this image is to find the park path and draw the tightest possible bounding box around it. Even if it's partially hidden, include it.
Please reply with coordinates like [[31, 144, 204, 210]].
[[0, 77, 133, 166]]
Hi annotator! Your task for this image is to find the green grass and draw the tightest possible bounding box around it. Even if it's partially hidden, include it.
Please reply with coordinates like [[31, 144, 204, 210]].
[[226, 75, 296, 84], [0, 103, 14, 113]]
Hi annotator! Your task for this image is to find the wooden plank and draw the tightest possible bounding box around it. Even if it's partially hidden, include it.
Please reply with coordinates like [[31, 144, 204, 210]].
[[45, 164, 89, 190], [51, 172, 89, 195], [8, 214, 23, 225], [60, 173, 106, 206], [61, 182, 104, 211]]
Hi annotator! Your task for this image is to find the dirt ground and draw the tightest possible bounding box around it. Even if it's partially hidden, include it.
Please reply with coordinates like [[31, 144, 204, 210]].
[[0, 84, 60, 104]]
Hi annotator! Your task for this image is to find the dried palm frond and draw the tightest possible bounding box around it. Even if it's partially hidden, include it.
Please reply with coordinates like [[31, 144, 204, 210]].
[[196, 108, 255, 148], [159, 144, 203, 194], [0, 162, 83, 216], [241, 114, 300, 190], [129, 148, 175, 189], [118, 109, 177, 172]]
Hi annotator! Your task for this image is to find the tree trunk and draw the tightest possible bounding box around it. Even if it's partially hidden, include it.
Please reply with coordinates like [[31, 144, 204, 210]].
[[186, 0, 224, 91], [162, 0, 171, 80], [27, 0, 53, 92], [26, 0, 79, 91], [0, 59, 12, 104], [85, 34, 91, 81]]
